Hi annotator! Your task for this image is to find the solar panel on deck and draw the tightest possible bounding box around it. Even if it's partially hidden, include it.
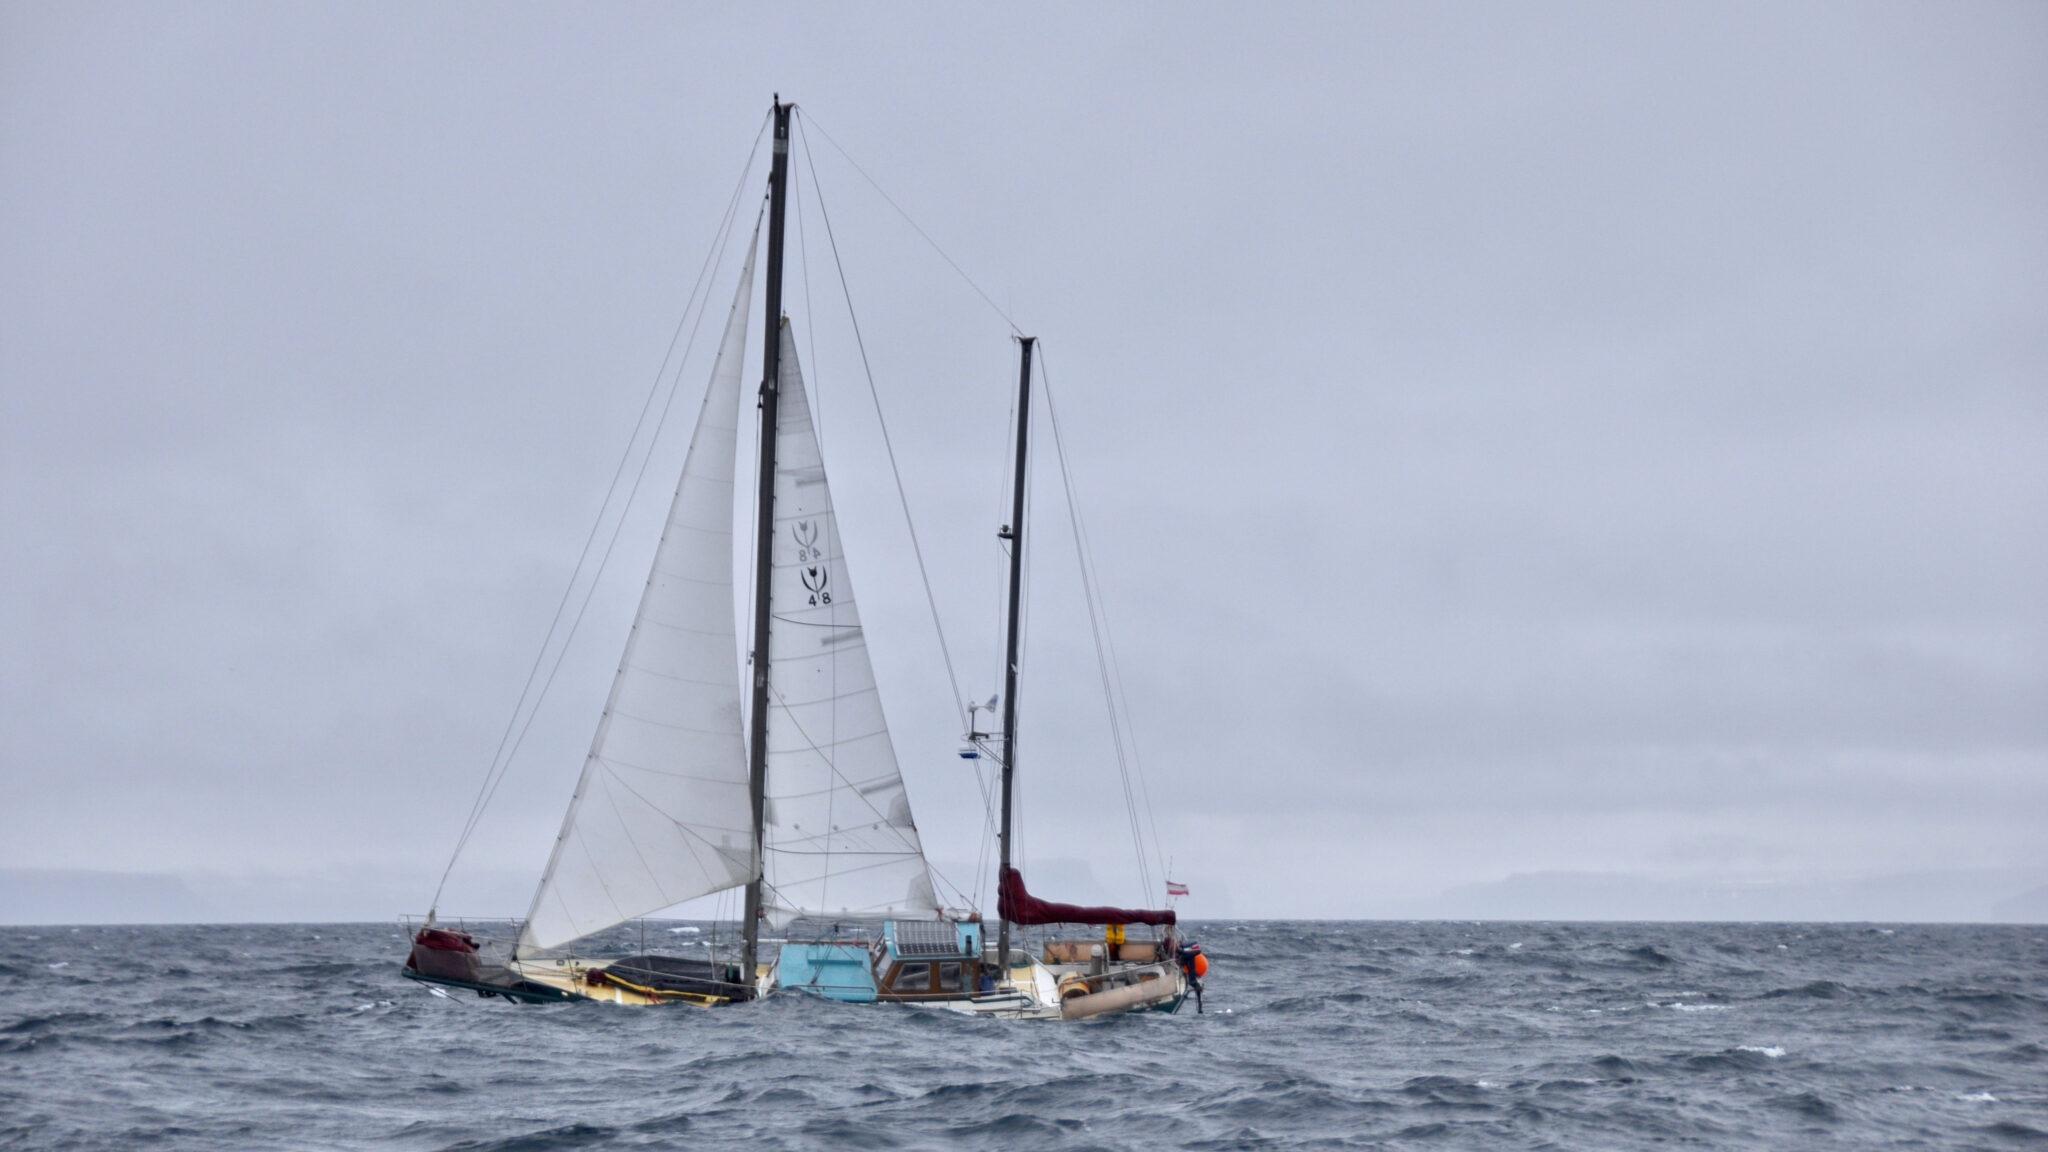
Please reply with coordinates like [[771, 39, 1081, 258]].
[[895, 921, 961, 957]]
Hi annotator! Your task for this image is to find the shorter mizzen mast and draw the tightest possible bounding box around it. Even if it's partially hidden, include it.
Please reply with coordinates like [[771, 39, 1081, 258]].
[[994, 335, 1034, 971]]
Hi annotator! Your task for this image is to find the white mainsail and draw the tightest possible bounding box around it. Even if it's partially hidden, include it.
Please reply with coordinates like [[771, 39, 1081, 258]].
[[760, 322, 940, 925], [517, 238, 760, 955]]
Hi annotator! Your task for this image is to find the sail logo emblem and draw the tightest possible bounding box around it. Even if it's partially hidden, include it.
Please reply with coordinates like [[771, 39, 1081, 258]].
[[801, 564, 831, 605], [795, 522, 831, 605], [793, 520, 821, 561]]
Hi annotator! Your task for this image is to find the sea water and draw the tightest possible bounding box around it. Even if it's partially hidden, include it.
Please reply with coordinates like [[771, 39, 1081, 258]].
[[1, 921, 2043, 1149]]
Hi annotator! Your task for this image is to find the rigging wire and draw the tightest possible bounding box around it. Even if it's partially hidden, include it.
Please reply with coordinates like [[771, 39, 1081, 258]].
[[495, 199, 764, 931], [794, 111, 970, 730], [428, 111, 771, 914], [761, 675, 975, 914], [970, 362, 1021, 908], [1037, 349, 1170, 902], [794, 108, 1083, 916], [789, 137, 841, 920], [795, 109, 989, 915], [797, 110, 1023, 338], [439, 106, 1166, 932]]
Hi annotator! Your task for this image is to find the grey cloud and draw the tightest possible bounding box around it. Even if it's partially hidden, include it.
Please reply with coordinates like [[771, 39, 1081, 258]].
[[3, 2, 2043, 921]]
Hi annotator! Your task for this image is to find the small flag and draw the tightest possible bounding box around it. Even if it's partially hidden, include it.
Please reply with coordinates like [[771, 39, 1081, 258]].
[[1165, 880, 1189, 897]]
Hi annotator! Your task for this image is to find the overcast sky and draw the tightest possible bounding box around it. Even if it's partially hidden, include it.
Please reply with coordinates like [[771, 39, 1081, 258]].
[[3, 2, 2043, 921]]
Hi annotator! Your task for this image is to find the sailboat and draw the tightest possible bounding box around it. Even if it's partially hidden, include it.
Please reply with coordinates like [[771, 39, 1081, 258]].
[[403, 98, 1205, 1017]]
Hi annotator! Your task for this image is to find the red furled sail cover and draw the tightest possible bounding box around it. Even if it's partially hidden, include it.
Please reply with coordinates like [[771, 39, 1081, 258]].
[[998, 867, 1177, 927]]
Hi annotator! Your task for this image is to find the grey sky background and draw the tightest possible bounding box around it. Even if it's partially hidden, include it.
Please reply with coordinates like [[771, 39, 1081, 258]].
[[3, 3, 2044, 922]]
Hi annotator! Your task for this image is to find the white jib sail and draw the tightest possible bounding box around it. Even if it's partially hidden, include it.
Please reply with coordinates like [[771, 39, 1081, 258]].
[[517, 236, 760, 956], [761, 322, 940, 925]]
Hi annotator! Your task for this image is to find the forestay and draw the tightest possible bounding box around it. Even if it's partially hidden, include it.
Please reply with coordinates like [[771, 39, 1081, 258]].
[[760, 323, 940, 925], [517, 238, 760, 955]]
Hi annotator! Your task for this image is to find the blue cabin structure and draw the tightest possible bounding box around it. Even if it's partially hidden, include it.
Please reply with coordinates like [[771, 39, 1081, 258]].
[[777, 920, 985, 1003]]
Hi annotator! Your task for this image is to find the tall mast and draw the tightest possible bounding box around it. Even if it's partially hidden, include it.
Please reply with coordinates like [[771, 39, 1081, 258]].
[[741, 97, 792, 990], [995, 335, 1034, 970]]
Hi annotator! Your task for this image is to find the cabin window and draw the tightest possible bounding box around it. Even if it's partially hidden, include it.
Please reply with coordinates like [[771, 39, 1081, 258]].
[[890, 962, 931, 991], [936, 962, 963, 992]]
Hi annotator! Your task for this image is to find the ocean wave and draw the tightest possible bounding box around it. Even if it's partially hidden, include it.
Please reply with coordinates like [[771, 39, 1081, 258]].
[[940, 1113, 1087, 1139], [1937, 989, 2041, 1009], [1990, 1041, 2045, 1065], [1680, 1047, 1785, 1072], [1, 1010, 102, 1034], [4, 920, 2044, 1149], [1588, 1054, 1643, 1080], [1768, 1091, 1841, 1121], [1191, 1075, 1369, 1121], [1972, 1121, 2046, 1144], [1758, 979, 1850, 1000], [435, 1123, 619, 1151]]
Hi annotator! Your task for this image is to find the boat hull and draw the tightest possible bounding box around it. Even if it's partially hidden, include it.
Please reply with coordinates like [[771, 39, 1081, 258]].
[[776, 952, 1187, 1020], [401, 927, 766, 1006], [399, 967, 578, 1004]]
